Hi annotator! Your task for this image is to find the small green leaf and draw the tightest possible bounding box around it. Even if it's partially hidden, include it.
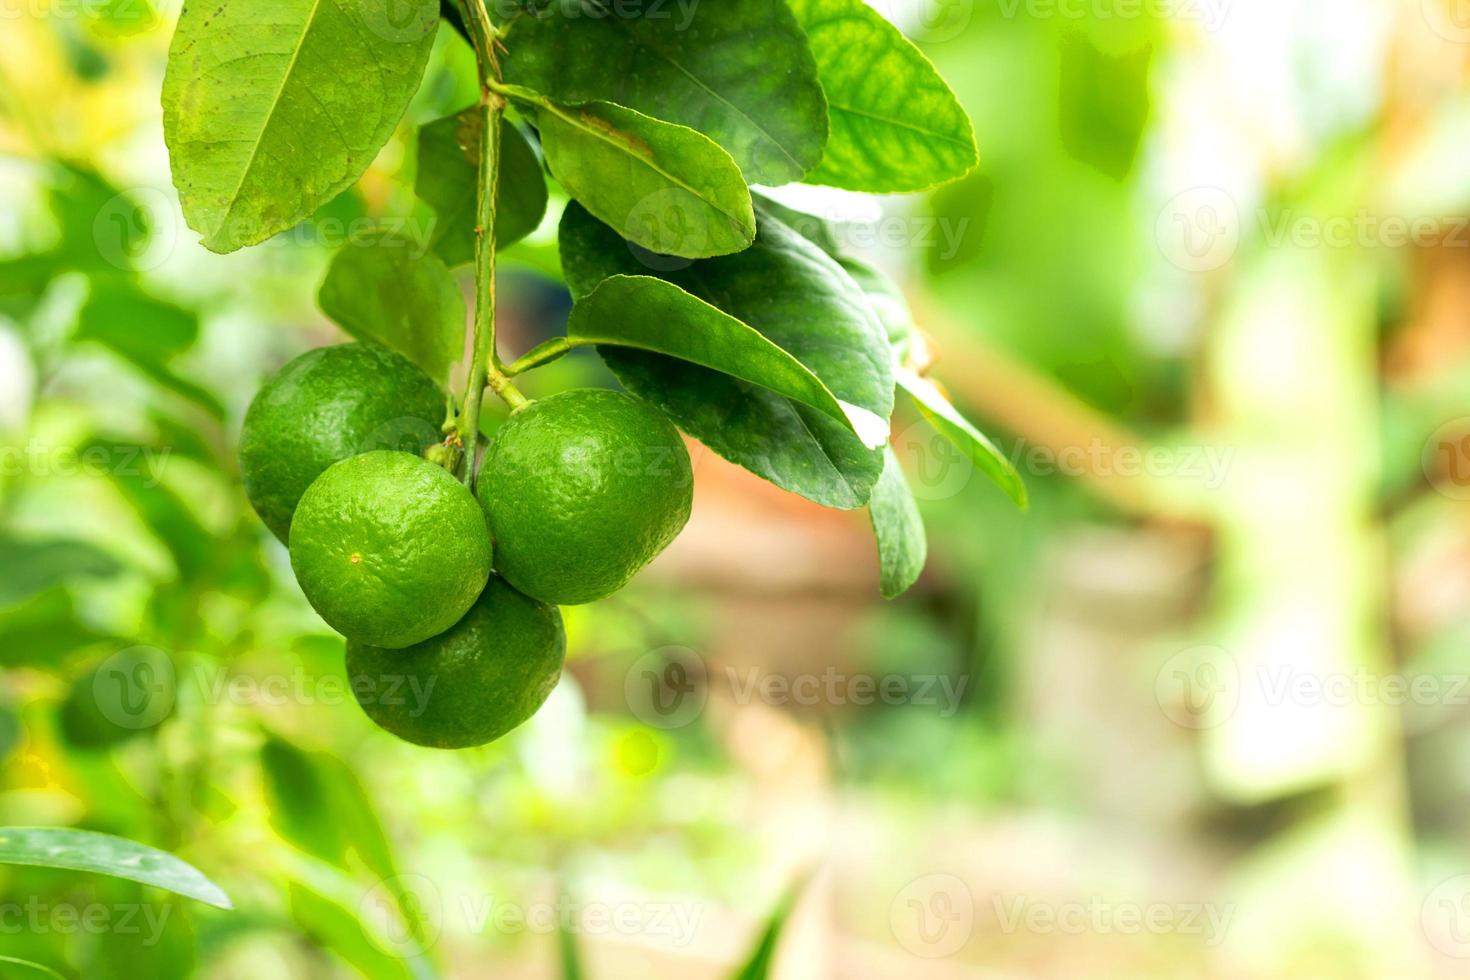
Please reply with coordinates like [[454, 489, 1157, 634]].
[[0, 538, 122, 607], [75, 282, 198, 363], [416, 110, 547, 267], [0, 955, 66, 980], [0, 827, 232, 909], [730, 878, 808, 980], [502, 0, 828, 185], [318, 232, 465, 387], [529, 94, 756, 258], [898, 368, 1027, 508], [568, 276, 882, 442], [869, 448, 927, 599], [560, 202, 891, 508], [788, 0, 978, 192], [287, 882, 415, 980], [162, 0, 440, 253]]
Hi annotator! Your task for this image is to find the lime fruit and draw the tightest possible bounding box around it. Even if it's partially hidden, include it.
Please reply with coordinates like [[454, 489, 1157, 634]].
[[476, 388, 692, 605], [240, 343, 444, 541], [346, 576, 565, 749], [289, 451, 492, 649]]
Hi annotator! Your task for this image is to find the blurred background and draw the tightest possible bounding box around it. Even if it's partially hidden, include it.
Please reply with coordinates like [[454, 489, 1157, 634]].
[[3, 0, 1470, 977]]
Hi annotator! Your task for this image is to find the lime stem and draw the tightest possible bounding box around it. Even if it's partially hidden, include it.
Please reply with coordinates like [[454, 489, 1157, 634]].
[[454, 0, 529, 463], [504, 337, 577, 376]]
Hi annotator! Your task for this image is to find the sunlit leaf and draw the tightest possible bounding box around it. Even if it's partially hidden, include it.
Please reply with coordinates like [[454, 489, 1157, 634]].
[[162, 0, 440, 253], [787, 0, 978, 192], [0, 827, 231, 909]]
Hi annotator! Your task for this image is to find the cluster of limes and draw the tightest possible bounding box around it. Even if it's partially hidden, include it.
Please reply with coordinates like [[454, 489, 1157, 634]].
[[239, 343, 692, 749]]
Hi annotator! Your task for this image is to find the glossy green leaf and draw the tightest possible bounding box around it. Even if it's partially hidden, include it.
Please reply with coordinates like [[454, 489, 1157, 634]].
[[0, 827, 232, 909], [787, 0, 978, 192], [530, 95, 756, 259], [898, 368, 1027, 508], [162, 0, 440, 253], [567, 276, 881, 441], [416, 110, 548, 267], [502, 0, 827, 185], [318, 232, 465, 386], [869, 448, 927, 598], [560, 202, 891, 508]]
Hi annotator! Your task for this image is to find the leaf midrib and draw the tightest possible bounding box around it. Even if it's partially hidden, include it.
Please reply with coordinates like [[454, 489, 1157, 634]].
[[212, 0, 326, 244], [543, 102, 751, 236], [599, 10, 809, 176], [827, 102, 972, 148]]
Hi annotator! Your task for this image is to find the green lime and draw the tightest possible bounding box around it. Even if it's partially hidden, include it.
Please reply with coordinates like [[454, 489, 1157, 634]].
[[289, 451, 492, 649], [346, 576, 565, 749], [476, 389, 692, 605], [240, 343, 445, 541]]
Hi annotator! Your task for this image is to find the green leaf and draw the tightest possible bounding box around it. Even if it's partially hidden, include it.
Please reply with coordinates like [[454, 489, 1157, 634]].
[[729, 879, 808, 980], [318, 232, 465, 386], [528, 94, 755, 258], [0, 538, 122, 606], [787, 0, 978, 192], [869, 448, 927, 598], [555, 885, 586, 980], [0, 827, 232, 909], [416, 110, 548, 267], [567, 276, 882, 441], [898, 368, 1027, 508], [260, 734, 430, 951], [162, 0, 440, 253], [287, 882, 415, 980], [0, 955, 66, 980], [75, 282, 198, 363], [560, 202, 892, 508], [501, 0, 827, 185]]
